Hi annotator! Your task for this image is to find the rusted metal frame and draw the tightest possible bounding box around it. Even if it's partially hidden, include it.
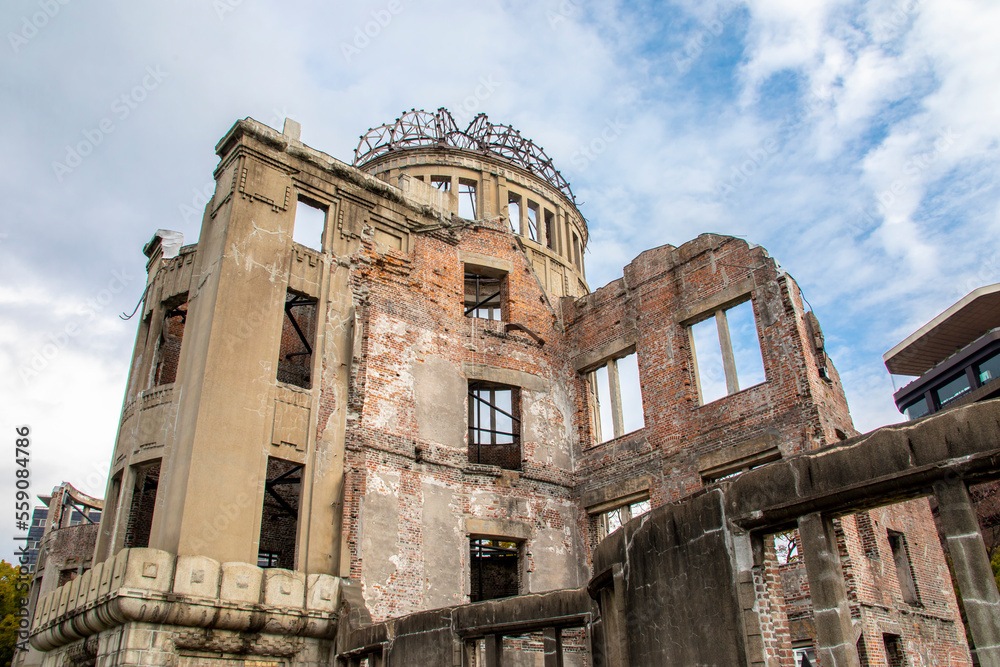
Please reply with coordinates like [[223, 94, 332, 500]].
[[264, 464, 303, 519], [284, 296, 315, 358]]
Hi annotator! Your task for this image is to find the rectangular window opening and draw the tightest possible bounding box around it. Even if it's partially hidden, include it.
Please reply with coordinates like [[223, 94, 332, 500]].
[[572, 231, 582, 270], [508, 193, 522, 235], [430, 175, 451, 191], [882, 633, 906, 667], [123, 461, 160, 549], [936, 372, 972, 407], [277, 290, 318, 389], [470, 537, 521, 602], [544, 209, 556, 251], [591, 352, 645, 443], [459, 179, 478, 219], [977, 350, 1000, 385], [887, 530, 919, 605], [468, 382, 521, 470], [464, 266, 506, 321], [293, 196, 326, 250], [773, 529, 802, 565], [601, 496, 651, 539], [258, 457, 302, 570], [526, 201, 540, 242], [689, 298, 766, 405], [153, 299, 187, 386]]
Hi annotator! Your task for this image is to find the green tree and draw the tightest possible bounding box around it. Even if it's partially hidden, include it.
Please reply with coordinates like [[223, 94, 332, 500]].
[[0, 560, 30, 667]]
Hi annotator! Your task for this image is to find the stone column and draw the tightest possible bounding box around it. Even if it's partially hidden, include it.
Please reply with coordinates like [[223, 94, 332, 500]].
[[484, 634, 504, 667], [935, 478, 1000, 666], [543, 627, 563, 667], [595, 564, 630, 667], [798, 512, 860, 667]]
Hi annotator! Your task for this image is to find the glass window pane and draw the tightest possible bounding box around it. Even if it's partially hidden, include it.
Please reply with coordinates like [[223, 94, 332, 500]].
[[904, 396, 930, 420], [936, 373, 971, 406], [977, 350, 1000, 385], [727, 301, 766, 388], [691, 316, 727, 404]]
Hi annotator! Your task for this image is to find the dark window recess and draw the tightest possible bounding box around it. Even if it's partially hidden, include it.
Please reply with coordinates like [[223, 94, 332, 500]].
[[257, 551, 281, 568], [257, 457, 302, 570], [544, 209, 556, 251], [154, 302, 187, 385], [464, 271, 504, 321], [470, 538, 520, 602], [277, 291, 318, 389], [57, 569, 78, 588], [883, 634, 906, 667], [468, 382, 521, 470], [124, 462, 160, 549], [887, 531, 920, 605]]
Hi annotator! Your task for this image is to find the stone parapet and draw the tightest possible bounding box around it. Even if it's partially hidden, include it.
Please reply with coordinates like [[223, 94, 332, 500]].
[[29, 548, 343, 652]]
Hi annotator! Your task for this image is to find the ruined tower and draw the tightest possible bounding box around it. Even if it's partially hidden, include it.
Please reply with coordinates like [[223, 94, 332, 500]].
[[24, 111, 981, 667]]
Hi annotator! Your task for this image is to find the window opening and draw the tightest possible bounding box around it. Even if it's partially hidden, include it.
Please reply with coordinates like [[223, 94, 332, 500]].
[[978, 350, 1000, 385], [430, 175, 451, 191], [526, 201, 540, 242], [153, 301, 186, 386], [689, 298, 765, 405], [257, 457, 303, 570], [603, 497, 651, 537], [591, 352, 645, 443], [773, 530, 801, 565], [882, 634, 906, 667], [903, 395, 930, 420], [887, 531, 919, 605], [572, 231, 582, 270], [544, 209, 556, 251], [793, 646, 816, 667], [459, 179, 478, 219], [468, 382, 521, 470], [124, 461, 160, 549], [292, 197, 326, 250], [277, 290, 318, 389], [935, 372, 972, 407], [464, 269, 505, 321], [470, 537, 520, 602], [508, 193, 522, 235]]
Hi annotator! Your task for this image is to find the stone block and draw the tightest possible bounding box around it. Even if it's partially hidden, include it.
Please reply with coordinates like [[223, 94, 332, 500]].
[[306, 574, 341, 613], [263, 568, 305, 608], [121, 548, 175, 593], [172, 555, 221, 599], [220, 561, 263, 604]]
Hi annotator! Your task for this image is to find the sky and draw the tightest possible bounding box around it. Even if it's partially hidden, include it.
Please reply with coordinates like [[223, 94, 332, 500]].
[[1, 0, 999, 559]]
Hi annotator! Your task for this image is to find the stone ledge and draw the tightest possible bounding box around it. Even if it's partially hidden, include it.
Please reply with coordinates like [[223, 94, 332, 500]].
[[30, 548, 345, 652]]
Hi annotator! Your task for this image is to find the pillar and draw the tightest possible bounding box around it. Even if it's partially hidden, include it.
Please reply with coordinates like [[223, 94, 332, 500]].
[[543, 627, 564, 667], [935, 478, 1000, 666], [798, 512, 860, 667]]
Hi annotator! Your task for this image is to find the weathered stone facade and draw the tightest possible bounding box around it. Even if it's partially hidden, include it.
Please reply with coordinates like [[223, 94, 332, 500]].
[[24, 113, 993, 666]]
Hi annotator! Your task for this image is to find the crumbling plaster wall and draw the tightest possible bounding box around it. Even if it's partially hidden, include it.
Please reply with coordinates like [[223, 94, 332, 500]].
[[346, 221, 585, 621]]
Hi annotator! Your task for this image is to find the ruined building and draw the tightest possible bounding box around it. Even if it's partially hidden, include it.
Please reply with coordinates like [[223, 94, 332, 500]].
[[26, 110, 1000, 666]]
